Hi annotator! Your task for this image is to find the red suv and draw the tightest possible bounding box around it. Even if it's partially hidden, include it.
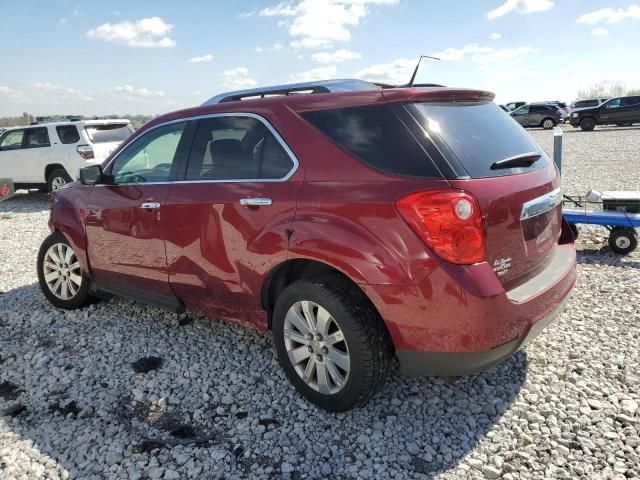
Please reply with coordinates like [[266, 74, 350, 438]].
[[38, 80, 576, 411]]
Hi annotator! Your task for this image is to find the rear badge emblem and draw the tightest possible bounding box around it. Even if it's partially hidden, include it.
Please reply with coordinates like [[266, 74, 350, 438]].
[[493, 257, 512, 277]]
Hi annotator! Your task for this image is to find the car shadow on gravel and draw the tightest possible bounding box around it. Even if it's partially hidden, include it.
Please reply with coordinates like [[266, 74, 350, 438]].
[[1, 282, 528, 479], [0, 191, 50, 213]]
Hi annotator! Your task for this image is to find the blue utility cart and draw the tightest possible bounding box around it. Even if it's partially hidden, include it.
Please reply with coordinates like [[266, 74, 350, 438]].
[[562, 191, 640, 255]]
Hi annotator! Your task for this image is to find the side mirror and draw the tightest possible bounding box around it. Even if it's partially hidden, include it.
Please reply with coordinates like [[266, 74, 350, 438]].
[[79, 165, 112, 185]]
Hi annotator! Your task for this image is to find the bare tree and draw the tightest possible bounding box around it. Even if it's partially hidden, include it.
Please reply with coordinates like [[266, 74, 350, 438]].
[[576, 82, 637, 100]]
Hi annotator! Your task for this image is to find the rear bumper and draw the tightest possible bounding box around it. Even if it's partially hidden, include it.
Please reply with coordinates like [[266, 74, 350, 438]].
[[361, 240, 576, 377], [396, 292, 570, 376]]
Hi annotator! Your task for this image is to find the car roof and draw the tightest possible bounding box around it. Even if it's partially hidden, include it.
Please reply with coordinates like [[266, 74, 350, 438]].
[[145, 80, 495, 130], [2, 119, 131, 130]]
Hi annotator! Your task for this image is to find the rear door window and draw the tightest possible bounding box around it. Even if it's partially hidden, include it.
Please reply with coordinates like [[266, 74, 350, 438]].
[[621, 96, 640, 107], [56, 125, 80, 144], [24, 127, 50, 148], [186, 116, 294, 181], [301, 104, 441, 177], [407, 101, 549, 178], [0, 130, 24, 150]]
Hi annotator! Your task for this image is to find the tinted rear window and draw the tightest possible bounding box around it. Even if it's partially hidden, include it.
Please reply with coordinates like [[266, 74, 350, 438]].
[[85, 123, 133, 143], [301, 104, 440, 177], [407, 101, 549, 178]]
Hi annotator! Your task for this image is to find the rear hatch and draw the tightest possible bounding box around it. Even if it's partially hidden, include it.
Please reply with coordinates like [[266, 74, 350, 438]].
[[85, 122, 133, 162], [405, 100, 562, 286]]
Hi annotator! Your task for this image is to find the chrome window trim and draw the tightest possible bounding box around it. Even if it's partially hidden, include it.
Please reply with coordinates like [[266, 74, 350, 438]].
[[101, 112, 299, 185], [520, 187, 562, 220]]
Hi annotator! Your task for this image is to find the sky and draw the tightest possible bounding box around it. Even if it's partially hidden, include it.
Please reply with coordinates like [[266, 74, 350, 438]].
[[0, 0, 639, 116]]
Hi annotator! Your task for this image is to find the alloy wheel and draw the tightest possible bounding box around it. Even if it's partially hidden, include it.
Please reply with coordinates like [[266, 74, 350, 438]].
[[51, 176, 67, 191], [43, 243, 82, 300], [283, 300, 350, 395]]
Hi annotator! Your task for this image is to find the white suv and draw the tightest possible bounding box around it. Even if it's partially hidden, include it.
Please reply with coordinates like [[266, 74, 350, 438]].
[[0, 119, 133, 192]]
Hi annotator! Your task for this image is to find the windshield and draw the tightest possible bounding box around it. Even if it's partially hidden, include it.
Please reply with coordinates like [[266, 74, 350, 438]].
[[407, 101, 549, 178], [85, 123, 133, 143]]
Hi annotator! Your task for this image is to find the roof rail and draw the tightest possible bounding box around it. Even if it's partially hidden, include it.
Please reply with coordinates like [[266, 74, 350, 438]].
[[202, 79, 380, 105]]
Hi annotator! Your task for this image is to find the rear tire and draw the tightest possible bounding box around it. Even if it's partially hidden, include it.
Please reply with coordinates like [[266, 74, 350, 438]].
[[608, 228, 637, 255], [47, 168, 72, 193], [541, 118, 555, 130], [580, 117, 596, 131], [37, 232, 94, 309], [569, 224, 579, 240], [272, 275, 392, 412]]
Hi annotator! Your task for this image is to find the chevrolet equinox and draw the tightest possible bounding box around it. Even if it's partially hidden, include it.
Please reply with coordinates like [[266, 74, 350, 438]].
[[38, 79, 576, 412]]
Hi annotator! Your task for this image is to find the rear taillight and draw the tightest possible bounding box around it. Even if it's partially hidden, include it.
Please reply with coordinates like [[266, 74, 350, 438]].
[[77, 144, 94, 160], [396, 190, 485, 264]]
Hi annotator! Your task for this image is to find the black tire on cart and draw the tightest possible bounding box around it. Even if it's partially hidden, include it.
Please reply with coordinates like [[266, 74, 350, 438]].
[[608, 227, 637, 255], [569, 224, 579, 240]]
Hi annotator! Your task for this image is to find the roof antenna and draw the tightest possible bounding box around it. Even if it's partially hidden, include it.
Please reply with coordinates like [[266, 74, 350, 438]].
[[407, 55, 440, 87]]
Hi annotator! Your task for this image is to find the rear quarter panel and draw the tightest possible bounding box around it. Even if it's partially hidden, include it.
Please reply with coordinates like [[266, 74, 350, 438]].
[[289, 179, 447, 286]]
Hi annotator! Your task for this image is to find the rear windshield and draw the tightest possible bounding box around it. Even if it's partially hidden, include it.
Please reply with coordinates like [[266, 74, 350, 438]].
[[85, 123, 133, 144], [407, 101, 549, 178]]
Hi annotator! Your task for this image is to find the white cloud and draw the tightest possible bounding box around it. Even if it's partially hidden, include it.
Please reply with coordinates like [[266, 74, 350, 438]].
[[0, 85, 11, 94], [487, 0, 553, 19], [591, 27, 609, 36], [86, 17, 176, 47], [576, 5, 640, 24], [113, 85, 166, 97], [260, 0, 398, 49], [221, 67, 258, 90], [432, 43, 493, 62], [237, 9, 258, 18], [255, 43, 284, 53], [490, 32, 501, 40], [189, 53, 213, 63], [355, 58, 415, 84], [312, 49, 361, 63], [288, 65, 338, 83], [471, 46, 535, 63], [0, 82, 183, 116]]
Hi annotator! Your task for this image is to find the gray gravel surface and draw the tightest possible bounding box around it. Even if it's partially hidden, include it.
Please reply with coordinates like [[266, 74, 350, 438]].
[[1, 125, 639, 479]]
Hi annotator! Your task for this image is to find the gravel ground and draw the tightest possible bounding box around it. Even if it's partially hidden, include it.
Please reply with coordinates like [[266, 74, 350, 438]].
[[1, 125, 639, 479]]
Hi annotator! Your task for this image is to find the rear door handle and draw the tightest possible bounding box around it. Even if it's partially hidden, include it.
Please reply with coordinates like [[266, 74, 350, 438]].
[[140, 201, 161, 209], [240, 197, 272, 207]]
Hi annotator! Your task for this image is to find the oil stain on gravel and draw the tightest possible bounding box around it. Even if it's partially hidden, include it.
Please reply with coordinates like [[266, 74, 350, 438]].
[[0, 381, 21, 400], [132, 356, 163, 373]]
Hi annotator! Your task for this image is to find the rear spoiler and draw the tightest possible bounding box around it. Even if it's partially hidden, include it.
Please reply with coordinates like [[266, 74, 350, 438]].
[[382, 88, 495, 104]]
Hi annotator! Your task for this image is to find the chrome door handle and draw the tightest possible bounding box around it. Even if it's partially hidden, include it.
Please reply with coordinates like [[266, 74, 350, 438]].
[[140, 201, 161, 209], [240, 197, 272, 206]]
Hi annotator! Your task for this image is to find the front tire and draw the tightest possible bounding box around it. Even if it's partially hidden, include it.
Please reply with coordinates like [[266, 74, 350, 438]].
[[272, 276, 392, 412], [580, 117, 596, 131], [37, 232, 93, 309], [47, 168, 72, 193], [608, 228, 637, 255], [541, 118, 555, 130]]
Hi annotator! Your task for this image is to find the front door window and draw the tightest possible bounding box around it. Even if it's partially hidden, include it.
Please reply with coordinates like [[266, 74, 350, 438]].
[[110, 122, 187, 184]]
